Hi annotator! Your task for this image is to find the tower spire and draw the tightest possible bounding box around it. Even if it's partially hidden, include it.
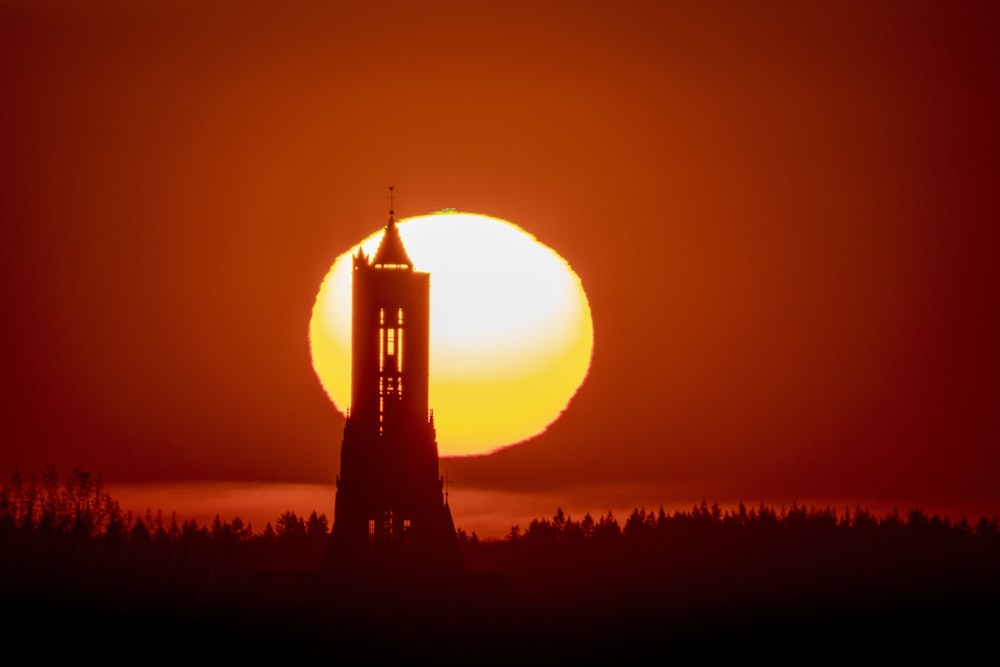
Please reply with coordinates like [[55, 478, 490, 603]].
[[372, 185, 413, 268]]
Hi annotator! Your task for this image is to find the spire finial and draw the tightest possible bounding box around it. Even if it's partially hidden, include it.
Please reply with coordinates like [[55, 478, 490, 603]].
[[388, 185, 395, 223]]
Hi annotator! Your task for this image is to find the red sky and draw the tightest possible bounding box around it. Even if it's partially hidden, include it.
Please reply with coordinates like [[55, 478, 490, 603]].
[[2, 1, 998, 529]]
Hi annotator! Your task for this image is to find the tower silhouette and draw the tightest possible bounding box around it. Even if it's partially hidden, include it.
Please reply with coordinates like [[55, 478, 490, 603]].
[[325, 202, 461, 575]]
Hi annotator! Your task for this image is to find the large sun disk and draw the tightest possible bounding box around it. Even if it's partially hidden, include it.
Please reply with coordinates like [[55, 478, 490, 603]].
[[309, 211, 594, 456]]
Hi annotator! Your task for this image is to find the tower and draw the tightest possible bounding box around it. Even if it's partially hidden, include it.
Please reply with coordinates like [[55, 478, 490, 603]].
[[326, 202, 460, 575]]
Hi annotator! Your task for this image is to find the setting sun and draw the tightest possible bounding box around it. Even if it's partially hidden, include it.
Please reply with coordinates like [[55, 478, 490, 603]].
[[309, 211, 593, 456]]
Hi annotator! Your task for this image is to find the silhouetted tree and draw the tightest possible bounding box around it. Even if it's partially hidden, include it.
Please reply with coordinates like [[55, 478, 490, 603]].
[[552, 507, 566, 535], [168, 512, 181, 541], [211, 514, 228, 538], [130, 516, 150, 544], [655, 506, 669, 533], [624, 507, 654, 544], [594, 511, 621, 543], [976, 516, 999, 538], [524, 517, 557, 544], [562, 514, 585, 545], [305, 511, 329, 539], [456, 528, 480, 545], [231, 516, 252, 540], [275, 511, 307, 540], [261, 521, 277, 542]]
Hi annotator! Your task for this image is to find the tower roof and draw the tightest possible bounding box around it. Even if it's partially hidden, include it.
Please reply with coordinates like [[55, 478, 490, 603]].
[[371, 213, 413, 268]]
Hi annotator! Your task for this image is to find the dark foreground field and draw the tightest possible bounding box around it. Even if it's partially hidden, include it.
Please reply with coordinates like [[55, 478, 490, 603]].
[[3, 472, 998, 662]]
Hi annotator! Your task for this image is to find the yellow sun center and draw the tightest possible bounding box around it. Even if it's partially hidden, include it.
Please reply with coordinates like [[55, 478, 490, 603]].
[[309, 211, 593, 456]]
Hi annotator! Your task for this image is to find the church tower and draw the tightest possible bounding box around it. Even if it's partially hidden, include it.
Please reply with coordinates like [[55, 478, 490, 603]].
[[326, 199, 461, 574]]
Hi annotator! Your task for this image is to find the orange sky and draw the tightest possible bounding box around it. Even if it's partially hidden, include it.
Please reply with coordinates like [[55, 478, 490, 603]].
[[2, 1, 998, 527]]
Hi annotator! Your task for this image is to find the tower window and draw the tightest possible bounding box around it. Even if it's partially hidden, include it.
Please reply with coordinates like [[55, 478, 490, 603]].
[[383, 510, 394, 541]]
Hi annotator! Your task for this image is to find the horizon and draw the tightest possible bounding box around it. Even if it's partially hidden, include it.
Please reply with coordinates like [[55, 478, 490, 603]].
[[89, 477, 1000, 540]]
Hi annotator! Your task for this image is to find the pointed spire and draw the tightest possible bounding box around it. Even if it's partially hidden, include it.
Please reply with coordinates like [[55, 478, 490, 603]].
[[372, 185, 413, 268], [353, 245, 368, 269]]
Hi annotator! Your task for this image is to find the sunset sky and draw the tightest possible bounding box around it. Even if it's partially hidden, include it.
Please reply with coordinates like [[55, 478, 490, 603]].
[[2, 1, 998, 534]]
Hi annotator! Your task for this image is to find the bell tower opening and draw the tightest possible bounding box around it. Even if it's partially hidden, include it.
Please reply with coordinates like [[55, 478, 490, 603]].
[[378, 307, 406, 433]]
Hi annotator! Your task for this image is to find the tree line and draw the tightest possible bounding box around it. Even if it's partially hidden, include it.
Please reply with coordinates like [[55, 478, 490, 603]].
[[483, 499, 1000, 546], [1, 466, 333, 614], [4, 466, 999, 554], [3, 466, 999, 652], [0, 466, 329, 543]]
